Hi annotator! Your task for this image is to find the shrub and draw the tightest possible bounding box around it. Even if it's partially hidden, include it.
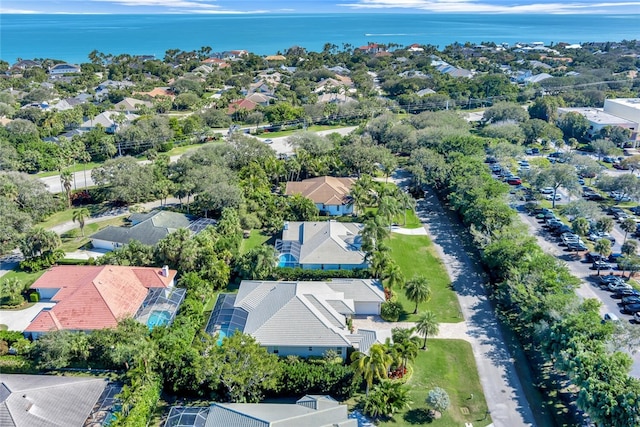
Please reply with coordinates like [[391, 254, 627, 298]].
[[380, 300, 403, 322], [274, 267, 370, 281], [274, 358, 358, 400], [426, 387, 450, 413], [29, 292, 39, 302]]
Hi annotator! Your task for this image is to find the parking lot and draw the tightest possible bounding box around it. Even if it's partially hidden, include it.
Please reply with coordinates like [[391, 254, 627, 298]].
[[488, 149, 640, 376]]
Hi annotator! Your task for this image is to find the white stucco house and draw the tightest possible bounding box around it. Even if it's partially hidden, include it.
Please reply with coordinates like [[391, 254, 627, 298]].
[[285, 176, 355, 216], [205, 279, 385, 360]]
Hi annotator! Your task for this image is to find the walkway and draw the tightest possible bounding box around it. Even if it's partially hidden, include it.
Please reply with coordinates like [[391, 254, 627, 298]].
[[0, 302, 56, 331]]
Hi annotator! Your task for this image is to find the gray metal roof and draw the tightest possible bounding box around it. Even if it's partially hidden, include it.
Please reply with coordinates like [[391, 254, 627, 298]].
[[325, 279, 385, 304], [0, 374, 108, 427], [203, 395, 353, 427], [208, 280, 386, 349], [281, 222, 366, 266], [90, 210, 194, 246]]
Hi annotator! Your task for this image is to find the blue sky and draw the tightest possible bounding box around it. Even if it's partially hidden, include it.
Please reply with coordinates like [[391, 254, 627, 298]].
[[2, 0, 639, 14]]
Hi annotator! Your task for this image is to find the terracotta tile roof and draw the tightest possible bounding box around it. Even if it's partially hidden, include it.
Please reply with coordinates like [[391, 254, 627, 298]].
[[227, 99, 257, 114], [26, 265, 175, 333], [285, 176, 355, 205]]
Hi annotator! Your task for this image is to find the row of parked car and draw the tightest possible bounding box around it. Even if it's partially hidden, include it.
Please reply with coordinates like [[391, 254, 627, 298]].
[[598, 274, 640, 321]]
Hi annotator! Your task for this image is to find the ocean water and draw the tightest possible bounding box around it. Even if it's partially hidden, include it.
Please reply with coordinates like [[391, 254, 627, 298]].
[[0, 13, 638, 64]]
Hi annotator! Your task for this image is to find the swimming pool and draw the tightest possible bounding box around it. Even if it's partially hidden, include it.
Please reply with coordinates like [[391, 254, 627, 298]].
[[278, 253, 297, 268], [216, 329, 227, 346], [147, 310, 172, 330]]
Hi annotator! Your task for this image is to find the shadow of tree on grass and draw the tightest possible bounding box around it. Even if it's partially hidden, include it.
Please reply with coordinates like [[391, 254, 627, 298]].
[[403, 408, 433, 424]]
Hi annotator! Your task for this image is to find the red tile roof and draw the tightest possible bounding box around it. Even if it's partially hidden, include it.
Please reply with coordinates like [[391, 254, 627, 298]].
[[26, 265, 175, 333], [285, 176, 356, 205], [227, 99, 257, 114]]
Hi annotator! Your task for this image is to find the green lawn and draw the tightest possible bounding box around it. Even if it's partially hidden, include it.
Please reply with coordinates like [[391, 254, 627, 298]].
[[59, 217, 127, 252], [388, 234, 462, 323], [1, 269, 45, 288], [240, 229, 277, 255], [38, 203, 129, 229], [37, 162, 102, 178], [378, 339, 491, 427]]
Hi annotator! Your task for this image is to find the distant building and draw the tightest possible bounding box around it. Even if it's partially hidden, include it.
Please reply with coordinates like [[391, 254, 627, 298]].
[[558, 98, 640, 142], [48, 63, 81, 75]]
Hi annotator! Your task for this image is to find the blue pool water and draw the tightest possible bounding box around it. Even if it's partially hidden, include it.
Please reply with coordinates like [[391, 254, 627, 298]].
[[278, 253, 297, 268], [216, 330, 227, 346], [147, 310, 171, 330]]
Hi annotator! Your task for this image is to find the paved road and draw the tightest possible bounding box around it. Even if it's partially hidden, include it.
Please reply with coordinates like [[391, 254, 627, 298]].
[[420, 189, 535, 427], [40, 127, 359, 194], [388, 170, 535, 427]]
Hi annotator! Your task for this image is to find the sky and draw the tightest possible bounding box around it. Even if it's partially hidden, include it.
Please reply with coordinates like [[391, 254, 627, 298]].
[[1, 0, 639, 14]]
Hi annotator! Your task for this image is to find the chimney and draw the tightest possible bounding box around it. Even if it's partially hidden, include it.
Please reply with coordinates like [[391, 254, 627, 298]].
[[162, 265, 169, 277]]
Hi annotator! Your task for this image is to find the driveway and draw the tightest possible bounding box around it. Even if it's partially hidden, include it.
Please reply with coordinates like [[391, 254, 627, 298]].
[[0, 302, 55, 331]]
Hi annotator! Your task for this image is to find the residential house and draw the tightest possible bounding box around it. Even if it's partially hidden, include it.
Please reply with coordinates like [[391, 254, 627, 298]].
[[275, 221, 367, 270], [165, 395, 356, 427], [223, 50, 248, 59], [523, 73, 553, 84], [134, 87, 175, 99], [416, 88, 436, 97], [326, 65, 350, 75], [246, 92, 274, 106], [95, 79, 135, 100], [357, 43, 385, 54], [9, 60, 41, 73], [79, 111, 138, 133], [431, 59, 474, 78], [206, 279, 385, 359], [265, 54, 286, 61], [90, 210, 208, 250], [48, 63, 81, 75], [113, 97, 153, 113], [285, 176, 355, 216], [0, 374, 113, 427], [317, 93, 356, 104], [407, 43, 425, 53], [227, 98, 257, 115], [202, 57, 230, 68], [25, 265, 182, 338]]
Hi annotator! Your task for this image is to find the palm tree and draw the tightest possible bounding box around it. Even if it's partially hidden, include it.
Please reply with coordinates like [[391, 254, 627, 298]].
[[415, 310, 439, 350], [362, 216, 390, 256], [404, 276, 432, 314], [350, 343, 393, 395], [393, 337, 419, 372], [362, 380, 412, 419], [397, 192, 416, 226], [382, 261, 405, 296], [371, 247, 392, 279], [60, 170, 74, 208], [621, 218, 637, 244], [72, 207, 91, 237], [378, 195, 401, 228], [594, 238, 612, 276]]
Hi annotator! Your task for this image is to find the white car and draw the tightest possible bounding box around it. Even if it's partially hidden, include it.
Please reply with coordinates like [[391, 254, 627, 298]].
[[608, 282, 633, 292], [545, 194, 561, 201], [540, 187, 554, 194]]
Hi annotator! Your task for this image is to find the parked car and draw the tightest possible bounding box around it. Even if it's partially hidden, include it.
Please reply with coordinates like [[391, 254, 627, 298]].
[[603, 312, 621, 322], [585, 193, 605, 201], [613, 162, 629, 170], [603, 156, 616, 163], [587, 232, 615, 243], [264, 139, 273, 144], [567, 241, 588, 251], [621, 302, 640, 314], [531, 148, 540, 154], [609, 281, 633, 292], [592, 260, 615, 271], [540, 187, 554, 194], [630, 206, 640, 215], [507, 177, 522, 185], [621, 296, 640, 306], [544, 194, 562, 201], [600, 274, 624, 285], [613, 288, 640, 298], [525, 148, 534, 155]]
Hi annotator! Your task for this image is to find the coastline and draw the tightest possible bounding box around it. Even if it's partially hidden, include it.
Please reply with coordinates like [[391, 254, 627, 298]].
[[2, 13, 639, 64]]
